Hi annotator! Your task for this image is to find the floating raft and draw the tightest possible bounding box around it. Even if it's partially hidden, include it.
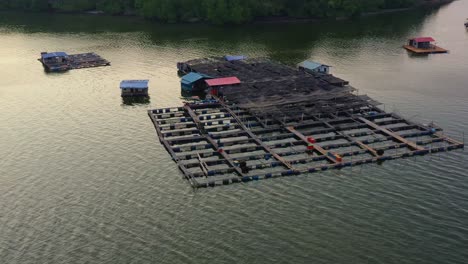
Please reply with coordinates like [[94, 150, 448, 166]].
[[403, 45, 448, 54], [38, 52, 110, 72], [149, 57, 464, 188]]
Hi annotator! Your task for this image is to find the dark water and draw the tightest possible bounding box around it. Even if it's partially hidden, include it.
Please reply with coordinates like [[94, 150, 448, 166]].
[[1, 2, 468, 263]]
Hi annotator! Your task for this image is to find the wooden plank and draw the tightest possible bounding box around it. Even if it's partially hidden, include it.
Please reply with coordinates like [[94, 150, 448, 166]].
[[286, 126, 339, 163], [434, 132, 464, 146], [184, 103, 246, 177], [197, 153, 209, 177], [322, 121, 380, 157], [358, 117, 424, 151], [216, 99, 296, 171]]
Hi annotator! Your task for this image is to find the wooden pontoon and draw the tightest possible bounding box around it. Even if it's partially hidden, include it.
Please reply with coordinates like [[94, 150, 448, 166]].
[[38, 52, 110, 72], [403, 37, 448, 54]]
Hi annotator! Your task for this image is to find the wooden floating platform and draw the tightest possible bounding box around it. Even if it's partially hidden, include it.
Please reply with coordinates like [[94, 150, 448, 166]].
[[38, 52, 110, 72], [149, 57, 463, 188], [403, 45, 448, 54]]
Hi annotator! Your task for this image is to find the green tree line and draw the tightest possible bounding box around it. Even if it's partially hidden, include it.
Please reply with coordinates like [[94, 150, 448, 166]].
[[0, 0, 422, 24]]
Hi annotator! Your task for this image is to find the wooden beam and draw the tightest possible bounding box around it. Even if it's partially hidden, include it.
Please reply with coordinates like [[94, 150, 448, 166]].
[[286, 126, 339, 163], [215, 99, 296, 171], [184, 103, 246, 177], [322, 121, 380, 157], [358, 117, 424, 151]]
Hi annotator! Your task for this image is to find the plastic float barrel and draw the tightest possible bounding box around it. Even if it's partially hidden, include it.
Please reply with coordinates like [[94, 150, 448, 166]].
[[242, 176, 251, 182]]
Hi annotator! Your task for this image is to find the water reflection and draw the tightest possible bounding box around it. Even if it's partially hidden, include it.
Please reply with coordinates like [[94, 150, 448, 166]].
[[0, 8, 439, 64], [121, 96, 151, 106]]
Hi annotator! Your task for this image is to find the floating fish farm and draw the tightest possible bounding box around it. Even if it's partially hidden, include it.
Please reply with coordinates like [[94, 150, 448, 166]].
[[148, 57, 464, 188], [39, 52, 110, 72]]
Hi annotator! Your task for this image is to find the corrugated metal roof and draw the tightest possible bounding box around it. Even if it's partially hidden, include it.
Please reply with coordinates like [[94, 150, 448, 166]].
[[205, 77, 241, 87], [41, 52, 68, 59], [297, 60, 329, 70], [120, 80, 149, 89], [411, 37, 435, 42], [225, 55, 246, 61], [181, 72, 206, 85]]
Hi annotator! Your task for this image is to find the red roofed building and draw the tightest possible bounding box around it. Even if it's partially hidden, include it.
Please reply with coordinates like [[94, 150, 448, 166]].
[[205, 77, 241, 87], [205, 77, 241, 96], [408, 37, 436, 49]]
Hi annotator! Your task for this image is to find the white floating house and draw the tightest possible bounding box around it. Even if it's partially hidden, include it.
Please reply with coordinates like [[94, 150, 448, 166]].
[[297, 60, 331, 74], [120, 80, 149, 97]]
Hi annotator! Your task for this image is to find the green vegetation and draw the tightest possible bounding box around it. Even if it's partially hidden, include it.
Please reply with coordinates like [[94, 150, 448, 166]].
[[0, 0, 430, 24]]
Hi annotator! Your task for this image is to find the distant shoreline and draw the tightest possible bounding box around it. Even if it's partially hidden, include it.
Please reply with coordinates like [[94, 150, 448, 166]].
[[254, 0, 454, 24], [0, 0, 454, 25]]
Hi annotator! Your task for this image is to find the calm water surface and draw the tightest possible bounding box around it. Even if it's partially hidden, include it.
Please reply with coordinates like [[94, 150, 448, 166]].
[[1, 2, 468, 263]]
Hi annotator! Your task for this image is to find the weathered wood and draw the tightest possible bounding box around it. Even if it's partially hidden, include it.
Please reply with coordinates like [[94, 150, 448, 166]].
[[358, 117, 424, 151], [217, 99, 296, 171]]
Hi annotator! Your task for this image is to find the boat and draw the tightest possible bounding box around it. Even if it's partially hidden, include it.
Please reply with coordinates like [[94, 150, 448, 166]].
[[465, 19, 468, 28]]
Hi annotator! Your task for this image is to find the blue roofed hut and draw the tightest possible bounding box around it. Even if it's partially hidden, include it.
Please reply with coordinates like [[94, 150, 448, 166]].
[[181, 72, 212, 92], [39, 52, 70, 72], [120, 80, 149, 97], [224, 55, 247, 62], [297, 60, 330, 74]]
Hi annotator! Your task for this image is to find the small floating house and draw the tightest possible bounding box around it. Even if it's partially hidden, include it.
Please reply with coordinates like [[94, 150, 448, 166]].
[[181, 72, 211, 92], [205, 77, 241, 96], [403, 37, 448, 54], [297, 60, 348, 87], [297, 60, 330, 74], [120, 80, 149, 97], [39, 52, 70, 72]]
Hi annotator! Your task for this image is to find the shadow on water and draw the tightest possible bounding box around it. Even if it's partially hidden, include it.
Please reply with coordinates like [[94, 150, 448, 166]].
[[180, 90, 207, 100], [121, 96, 151, 106], [0, 8, 445, 63]]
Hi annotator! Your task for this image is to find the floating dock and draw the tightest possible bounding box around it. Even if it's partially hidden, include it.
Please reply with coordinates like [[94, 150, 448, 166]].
[[149, 57, 463, 188], [39, 52, 110, 72], [403, 45, 448, 54], [403, 37, 448, 54]]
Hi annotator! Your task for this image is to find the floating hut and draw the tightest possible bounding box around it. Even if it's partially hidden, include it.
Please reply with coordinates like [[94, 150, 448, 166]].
[[181, 72, 211, 92], [205, 77, 241, 96], [148, 57, 463, 188], [120, 80, 149, 97], [297, 60, 348, 87], [403, 37, 448, 54], [298, 60, 330, 74], [39, 52, 70, 72], [38, 51, 110, 72]]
